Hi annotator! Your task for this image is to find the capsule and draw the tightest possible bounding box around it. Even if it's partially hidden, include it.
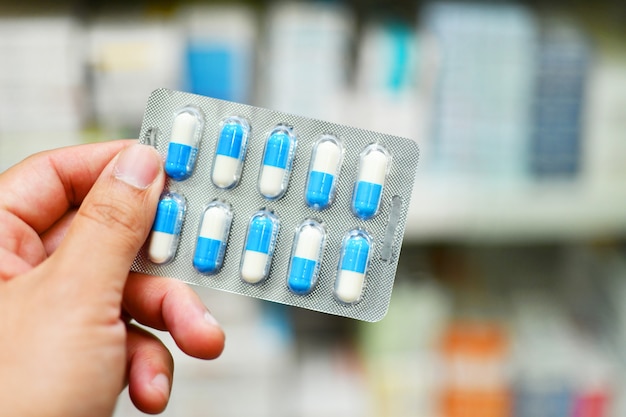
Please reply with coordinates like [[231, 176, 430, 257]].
[[287, 220, 326, 295], [240, 210, 280, 284], [193, 202, 233, 274], [148, 192, 186, 264], [258, 125, 297, 200], [351, 144, 390, 220], [305, 135, 343, 210], [334, 229, 372, 304], [211, 117, 250, 189], [165, 107, 204, 181]]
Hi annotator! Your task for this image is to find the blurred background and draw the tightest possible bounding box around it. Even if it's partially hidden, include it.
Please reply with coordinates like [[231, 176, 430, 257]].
[[1, 0, 626, 416]]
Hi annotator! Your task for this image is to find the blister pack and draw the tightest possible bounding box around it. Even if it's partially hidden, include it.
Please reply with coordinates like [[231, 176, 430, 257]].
[[131, 89, 419, 322]]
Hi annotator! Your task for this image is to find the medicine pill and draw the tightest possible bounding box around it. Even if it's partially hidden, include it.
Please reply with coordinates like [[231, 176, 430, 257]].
[[351, 144, 390, 220], [133, 89, 421, 322], [287, 220, 326, 295], [258, 125, 297, 199], [240, 210, 280, 284], [211, 117, 250, 189], [305, 135, 343, 210], [193, 202, 233, 274], [148, 192, 186, 265], [165, 107, 204, 181], [334, 229, 372, 304]]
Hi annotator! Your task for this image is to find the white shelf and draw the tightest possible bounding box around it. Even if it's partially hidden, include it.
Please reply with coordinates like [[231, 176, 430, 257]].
[[405, 178, 626, 243]]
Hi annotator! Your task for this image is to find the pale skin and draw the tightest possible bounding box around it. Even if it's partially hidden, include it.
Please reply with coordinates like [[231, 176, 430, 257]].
[[0, 141, 225, 416]]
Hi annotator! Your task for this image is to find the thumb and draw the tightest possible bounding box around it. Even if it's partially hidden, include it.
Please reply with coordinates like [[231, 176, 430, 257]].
[[49, 143, 164, 296]]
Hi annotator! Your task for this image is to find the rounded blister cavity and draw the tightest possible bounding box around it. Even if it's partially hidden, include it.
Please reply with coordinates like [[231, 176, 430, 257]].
[[240, 210, 280, 284], [287, 220, 326, 295], [305, 135, 344, 210], [148, 192, 186, 265], [165, 107, 204, 181], [334, 229, 373, 305], [258, 125, 297, 200], [193, 201, 233, 274], [351, 144, 391, 220], [211, 117, 250, 189]]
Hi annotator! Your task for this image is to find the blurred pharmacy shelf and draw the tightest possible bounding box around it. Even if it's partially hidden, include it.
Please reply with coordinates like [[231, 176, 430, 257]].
[[1, 3, 626, 417], [405, 180, 626, 243], [1, 1, 625, 246]]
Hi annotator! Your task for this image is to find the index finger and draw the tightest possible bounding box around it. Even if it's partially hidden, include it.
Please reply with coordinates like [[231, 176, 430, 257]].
[[0, 140, 135, 234]]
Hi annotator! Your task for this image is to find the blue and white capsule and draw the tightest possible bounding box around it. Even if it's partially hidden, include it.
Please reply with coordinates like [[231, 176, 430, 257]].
[[334, 229, 373, 304], [240, 210, 280, 284], [165, 107, 204, 181], [305, 135, 343, 210], [148, 192, 186, 265], [287, 220, 326, 295], [351, 144, 391, 220], [211, 117, 250, 189], [258, 125, 297, 200], [193, 202, 233, 274]]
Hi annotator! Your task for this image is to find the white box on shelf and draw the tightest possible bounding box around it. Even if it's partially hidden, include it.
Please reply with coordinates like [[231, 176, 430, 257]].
[[260, 2, 354, 124], [88, 19, 183, 132]]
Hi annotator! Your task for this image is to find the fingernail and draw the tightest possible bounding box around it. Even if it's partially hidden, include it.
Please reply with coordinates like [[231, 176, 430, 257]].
[[204, 310, 221, 327], [151, 373, 170, 397], [114, 143, 161, 189]]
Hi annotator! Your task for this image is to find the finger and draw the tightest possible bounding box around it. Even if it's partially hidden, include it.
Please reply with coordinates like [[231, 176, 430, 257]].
[[0, 209, 47, 269], [48, 143, 164, 297], [123, 273, 225, 360], [0, 247, 33, 281], [0, 140, 134, 234], [126, 323, 173, 414], [40, 209, 77, 256]]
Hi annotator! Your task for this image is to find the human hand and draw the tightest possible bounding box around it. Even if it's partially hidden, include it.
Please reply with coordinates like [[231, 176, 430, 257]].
[[0, 141, 225, 416]]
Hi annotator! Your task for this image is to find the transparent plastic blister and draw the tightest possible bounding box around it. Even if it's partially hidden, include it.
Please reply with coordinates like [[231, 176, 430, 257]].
[[305, 135, 343, 210], [133, 89, 419, 322], [164, 106, 204, 181], [287, 219, 326, 295], [258, 124, 297, 200], [147, 192, 186, 265], [335, 229, 373, 305], [211, 116, 250, 189], [240, 210, 280, 285], [193, 201, 233, 275]]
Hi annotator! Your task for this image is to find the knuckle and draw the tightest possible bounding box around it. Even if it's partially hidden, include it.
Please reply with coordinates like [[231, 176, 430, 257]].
[[78, 199, 145, 248]]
